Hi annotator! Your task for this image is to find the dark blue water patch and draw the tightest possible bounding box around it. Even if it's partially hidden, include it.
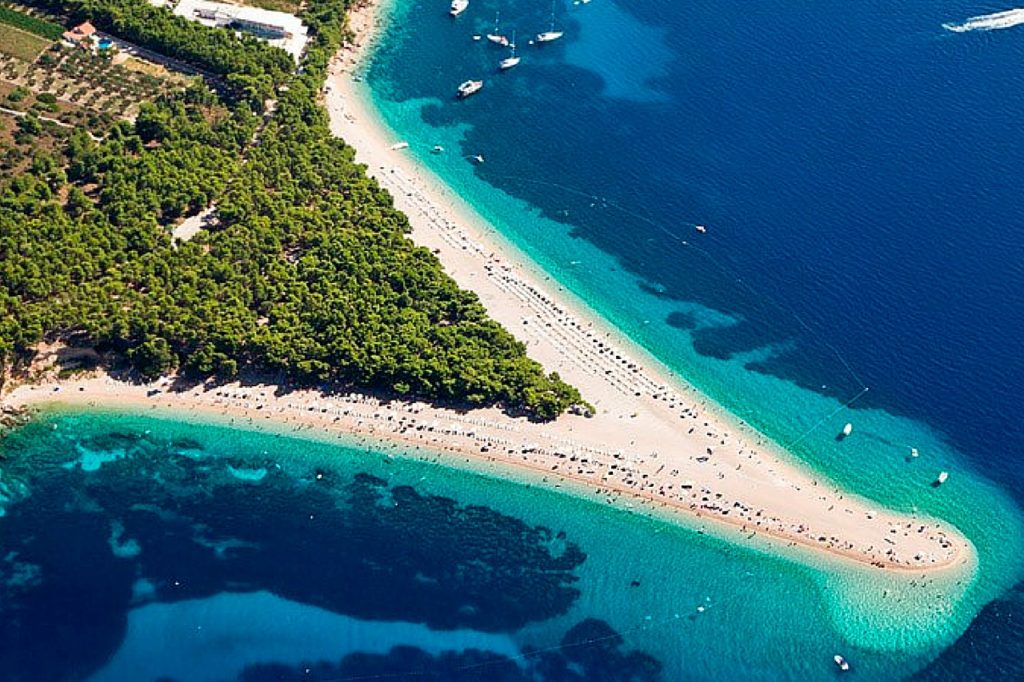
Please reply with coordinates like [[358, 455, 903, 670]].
[[0, 503, 137, 681], [0, 416, 611, 682], [367, 0, 1024, 492], [911, 582, 1024, 681], [238, 618, 661, 682]]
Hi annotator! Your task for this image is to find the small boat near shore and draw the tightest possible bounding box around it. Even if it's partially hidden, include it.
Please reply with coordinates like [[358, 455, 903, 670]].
[[834, 654, 850, 672], [457, 79, 484, 98], [934, 471, 949, 486], [450, 0, 468, 17]]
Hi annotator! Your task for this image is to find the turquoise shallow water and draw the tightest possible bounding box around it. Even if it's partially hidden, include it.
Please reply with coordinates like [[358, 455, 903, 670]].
[[0, 406, 997, 680], [353, 0, 1024, 674], [2, 0, 1023, 677]]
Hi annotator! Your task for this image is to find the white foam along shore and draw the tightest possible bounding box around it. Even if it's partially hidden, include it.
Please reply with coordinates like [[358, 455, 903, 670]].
[[3, 0, 975, 577]]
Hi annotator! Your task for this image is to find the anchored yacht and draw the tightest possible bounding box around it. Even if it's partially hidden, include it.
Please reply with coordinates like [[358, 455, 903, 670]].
[[457, 79, 484, 98], [499, 31, 520, 70]]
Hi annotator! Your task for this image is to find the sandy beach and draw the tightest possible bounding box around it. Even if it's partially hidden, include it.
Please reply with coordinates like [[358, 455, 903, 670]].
[[1, 0, 974, 576]]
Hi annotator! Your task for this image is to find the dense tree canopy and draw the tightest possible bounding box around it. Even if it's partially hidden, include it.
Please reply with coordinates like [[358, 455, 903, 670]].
[[0, 0, 585, 419]]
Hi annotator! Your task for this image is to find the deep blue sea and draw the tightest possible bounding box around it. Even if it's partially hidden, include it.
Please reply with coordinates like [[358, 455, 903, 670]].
[[365, 0, 1024, 483], [358, 0, 1024, 676], [2, 1, 1024, 680]]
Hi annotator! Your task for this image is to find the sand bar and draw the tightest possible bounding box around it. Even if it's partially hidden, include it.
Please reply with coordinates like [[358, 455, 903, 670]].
[[1, 0, 973, 575]]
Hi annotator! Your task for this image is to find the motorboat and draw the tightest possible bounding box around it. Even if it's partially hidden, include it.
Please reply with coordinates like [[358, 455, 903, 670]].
[[834, 654, 850, 672], [457, 79, 484, 98], [450, 0, 469, 17]]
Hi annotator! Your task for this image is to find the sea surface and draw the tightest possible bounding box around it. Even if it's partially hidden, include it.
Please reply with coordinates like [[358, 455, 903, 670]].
[[3, 0, 1024, 680], [0, 406, 1009, 682], [356, 0, 1024, 676]]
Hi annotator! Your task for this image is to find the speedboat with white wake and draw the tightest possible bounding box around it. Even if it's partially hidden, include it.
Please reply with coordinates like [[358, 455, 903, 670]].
[[943, 7, 1024, 33]]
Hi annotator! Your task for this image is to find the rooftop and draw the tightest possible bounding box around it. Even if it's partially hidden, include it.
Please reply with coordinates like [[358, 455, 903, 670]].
[[62, 21, 97, 43], [173, 0, 309, 61]]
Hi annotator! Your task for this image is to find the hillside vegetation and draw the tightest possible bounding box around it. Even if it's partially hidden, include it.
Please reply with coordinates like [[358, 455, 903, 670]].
[[0, 0, 585, 419]]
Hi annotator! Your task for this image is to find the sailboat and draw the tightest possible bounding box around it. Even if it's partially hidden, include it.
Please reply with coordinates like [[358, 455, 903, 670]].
[[535, 0, 564, 42], [499, 30, 520, 70], [486, 11, 510, 45]]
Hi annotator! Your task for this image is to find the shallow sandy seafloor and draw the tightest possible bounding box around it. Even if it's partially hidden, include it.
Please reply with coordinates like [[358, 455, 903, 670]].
[[0, 404, 1007, 679], [1, 386, 1014, 676], [317, 0, 1023, 662]]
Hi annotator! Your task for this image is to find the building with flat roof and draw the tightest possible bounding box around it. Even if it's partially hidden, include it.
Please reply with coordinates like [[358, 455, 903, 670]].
[[173, 0, 309, 61]]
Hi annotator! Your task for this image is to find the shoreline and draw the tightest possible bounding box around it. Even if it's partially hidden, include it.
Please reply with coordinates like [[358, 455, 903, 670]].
[[313, 0, 974, 574], [0, 0, 975, 577], [5, 377, 972, 576]]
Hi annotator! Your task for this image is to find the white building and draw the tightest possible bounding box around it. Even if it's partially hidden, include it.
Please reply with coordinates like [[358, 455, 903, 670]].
[[173, 0, 309, 62]]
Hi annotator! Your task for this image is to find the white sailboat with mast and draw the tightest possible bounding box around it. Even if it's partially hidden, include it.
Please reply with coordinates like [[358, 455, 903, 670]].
[[486, 10, 510, 45], [500, 30, 520, 70], [535, 0, 563, 42]]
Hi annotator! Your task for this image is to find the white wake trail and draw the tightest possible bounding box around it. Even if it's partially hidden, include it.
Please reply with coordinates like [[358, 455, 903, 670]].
[[943, 7, 1024, 32]]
